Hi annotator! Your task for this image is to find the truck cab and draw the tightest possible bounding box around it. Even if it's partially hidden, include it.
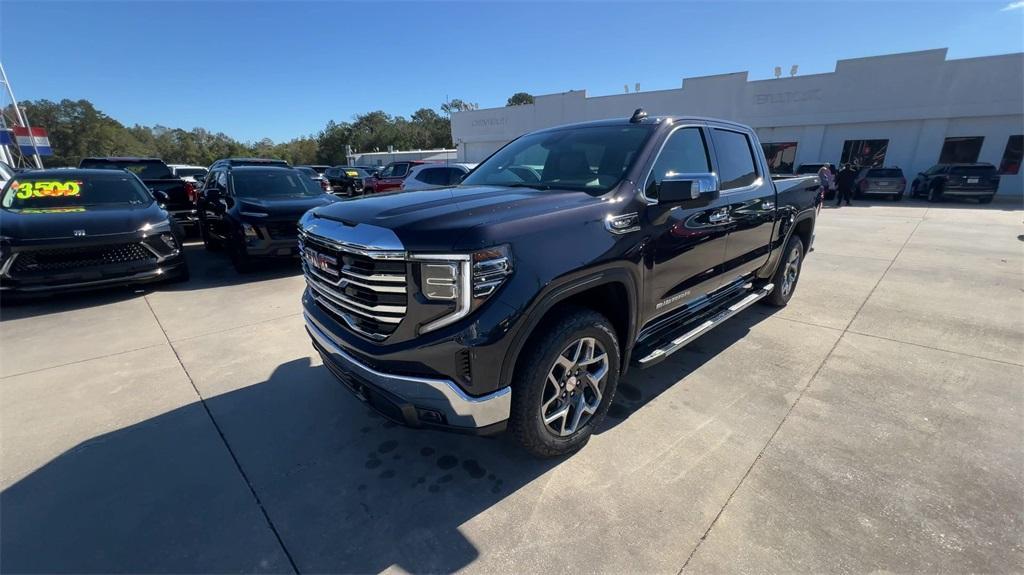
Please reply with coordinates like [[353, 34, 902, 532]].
[[299, 112, 821, 457]]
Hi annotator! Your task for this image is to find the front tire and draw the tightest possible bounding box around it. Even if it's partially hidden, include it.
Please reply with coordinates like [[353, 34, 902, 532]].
[[510, 307, 620, 458], [229, 239, 254, 273], [765, 235, 804, 307]]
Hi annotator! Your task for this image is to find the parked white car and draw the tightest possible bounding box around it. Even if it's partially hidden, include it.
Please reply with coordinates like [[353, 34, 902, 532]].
[[168, 164, 209, 185], [400, 163, 476, 192]]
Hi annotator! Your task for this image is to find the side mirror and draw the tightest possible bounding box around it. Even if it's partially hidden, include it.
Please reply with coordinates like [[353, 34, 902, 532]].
[[659, 173, 720, 206], [151, 189, 169, 203]]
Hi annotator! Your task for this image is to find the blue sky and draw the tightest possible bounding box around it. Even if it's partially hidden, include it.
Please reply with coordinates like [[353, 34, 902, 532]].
[[3, 1, 1022, 142]]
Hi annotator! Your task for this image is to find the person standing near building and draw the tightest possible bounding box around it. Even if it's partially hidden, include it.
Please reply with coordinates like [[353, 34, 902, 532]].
[[835, 163, 857, 207], [817, 164, 834, 201]]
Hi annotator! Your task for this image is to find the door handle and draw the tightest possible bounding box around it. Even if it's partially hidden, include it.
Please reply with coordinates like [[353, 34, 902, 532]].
[[708, 208, 730, 224]]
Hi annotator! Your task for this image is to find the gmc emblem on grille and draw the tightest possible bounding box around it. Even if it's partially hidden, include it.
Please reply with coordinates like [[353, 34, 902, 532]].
[[304, 248, 338, 276]]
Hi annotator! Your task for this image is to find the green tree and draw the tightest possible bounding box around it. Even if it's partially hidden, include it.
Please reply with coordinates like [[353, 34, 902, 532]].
[[506, 92, 535, 106], [441, 98, 479, 116]]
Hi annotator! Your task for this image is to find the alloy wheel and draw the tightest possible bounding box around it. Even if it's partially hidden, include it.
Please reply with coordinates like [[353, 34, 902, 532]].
[[540, 337, 609, 437]]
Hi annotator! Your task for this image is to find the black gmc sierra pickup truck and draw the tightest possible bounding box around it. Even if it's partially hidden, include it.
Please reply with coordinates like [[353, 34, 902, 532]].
[[299, 111, 821, 457]]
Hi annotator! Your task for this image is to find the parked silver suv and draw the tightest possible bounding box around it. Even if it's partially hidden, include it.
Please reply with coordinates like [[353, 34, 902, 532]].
[[854, 167, 906, 201], [400, 163, 476, 192]]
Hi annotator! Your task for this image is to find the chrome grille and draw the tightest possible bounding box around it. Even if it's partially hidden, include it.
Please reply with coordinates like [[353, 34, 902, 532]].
[[299, 231, 407, 340]]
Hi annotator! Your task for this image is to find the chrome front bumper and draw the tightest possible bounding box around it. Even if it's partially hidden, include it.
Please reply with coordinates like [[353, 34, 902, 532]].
[[305, 312, 511, 429]]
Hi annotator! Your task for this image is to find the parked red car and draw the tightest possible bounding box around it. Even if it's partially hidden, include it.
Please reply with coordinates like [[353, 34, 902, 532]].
[[371, 161, 429, 193]]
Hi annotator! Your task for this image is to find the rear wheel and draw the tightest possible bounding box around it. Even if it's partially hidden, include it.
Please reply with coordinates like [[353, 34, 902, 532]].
[[510, 307, 620, 458], [927, 184, 942, 203], [765, 235, 804, 307]]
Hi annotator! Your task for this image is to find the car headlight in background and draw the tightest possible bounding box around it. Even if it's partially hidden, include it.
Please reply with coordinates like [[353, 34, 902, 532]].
[[412, 245, 513, 334]]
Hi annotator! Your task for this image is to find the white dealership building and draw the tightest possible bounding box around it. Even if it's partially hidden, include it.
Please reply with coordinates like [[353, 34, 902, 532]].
[[452, 49, 1023, 198]]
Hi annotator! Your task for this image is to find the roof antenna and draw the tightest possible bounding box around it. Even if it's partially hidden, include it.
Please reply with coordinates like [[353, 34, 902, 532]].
[[630, 108, 647, 123]]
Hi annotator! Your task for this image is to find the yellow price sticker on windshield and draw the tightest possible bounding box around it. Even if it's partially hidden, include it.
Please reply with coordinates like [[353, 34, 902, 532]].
[[345, 171, 359, 178], [11, 180, 83, 199], [21, 206, 87, 214]]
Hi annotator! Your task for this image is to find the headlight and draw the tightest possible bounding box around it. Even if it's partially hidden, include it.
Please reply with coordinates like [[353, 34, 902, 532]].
[[139, 221, 173, 235], [412, 245, 513, 334], [471, 245, 512, 298]]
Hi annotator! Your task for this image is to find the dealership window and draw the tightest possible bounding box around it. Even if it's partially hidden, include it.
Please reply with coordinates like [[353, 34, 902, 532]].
[[999, 135, 1022, 175], [939, 136, 984, 164], [840, 139, 888, 167], [761, 142, 798, 174]]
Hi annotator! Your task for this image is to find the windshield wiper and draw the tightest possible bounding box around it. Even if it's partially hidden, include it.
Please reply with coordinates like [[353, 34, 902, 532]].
[[504, 182, 553, 190]]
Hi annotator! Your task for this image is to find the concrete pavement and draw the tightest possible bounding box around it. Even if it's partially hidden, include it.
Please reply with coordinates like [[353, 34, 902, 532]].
[[1, 199, 1021, 573]]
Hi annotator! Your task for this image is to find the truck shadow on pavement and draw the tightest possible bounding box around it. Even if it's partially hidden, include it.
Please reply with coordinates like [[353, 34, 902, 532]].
[[1, 356, 558, 573], [2, 307, 777, 573], [599, 306, 776, 433]]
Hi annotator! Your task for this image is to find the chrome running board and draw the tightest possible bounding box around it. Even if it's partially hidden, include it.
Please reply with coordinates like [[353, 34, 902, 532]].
[[637, 283, 774, 366]]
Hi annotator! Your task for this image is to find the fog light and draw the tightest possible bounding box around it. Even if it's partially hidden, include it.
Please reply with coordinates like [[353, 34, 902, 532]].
[[242, 223, 259, 240], [159, 233, 177, 251]]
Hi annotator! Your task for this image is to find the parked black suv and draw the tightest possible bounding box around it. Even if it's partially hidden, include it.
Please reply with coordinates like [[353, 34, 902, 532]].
[[197, 166, 338, 272], [300, 112, 821, 456], [0, 169, 189, 294], [910, 163, 1000, 203], [324, 166, 372, 196]]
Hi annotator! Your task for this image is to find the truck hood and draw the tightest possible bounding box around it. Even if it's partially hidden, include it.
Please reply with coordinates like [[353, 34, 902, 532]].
[[308, 185, 609, 250], [0, 203, 166, 241], [238, 195, 338, 219]]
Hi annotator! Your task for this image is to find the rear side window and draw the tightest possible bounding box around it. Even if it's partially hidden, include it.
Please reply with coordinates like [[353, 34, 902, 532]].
[[415, 168, 446, 185], [647, 127, 710, 199], [867, 169, 903, 178], [712, 129, 758, 190], [447, 168, 467, 185]]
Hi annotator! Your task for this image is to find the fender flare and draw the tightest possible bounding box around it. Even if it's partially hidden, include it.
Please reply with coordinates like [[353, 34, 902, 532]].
[[758, 207, 817, 279], [497, 266, 639, 389]]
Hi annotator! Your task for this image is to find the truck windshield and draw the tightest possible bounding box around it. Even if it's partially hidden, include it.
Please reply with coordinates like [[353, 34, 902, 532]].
[[460, 124, 654, 193], [231, 170, 324, 198], [79, 159, 173, 180], [2, 172, 152, 209], [175, 167, 208, 178]]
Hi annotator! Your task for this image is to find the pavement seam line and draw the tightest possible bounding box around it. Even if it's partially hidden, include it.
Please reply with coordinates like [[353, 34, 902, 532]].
[[844, 329, 1024, 368], [0, 342, 168, 380], [168, 311, 303, 343], [678, 217, 925, 573], [142, 295, 301, 574]]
